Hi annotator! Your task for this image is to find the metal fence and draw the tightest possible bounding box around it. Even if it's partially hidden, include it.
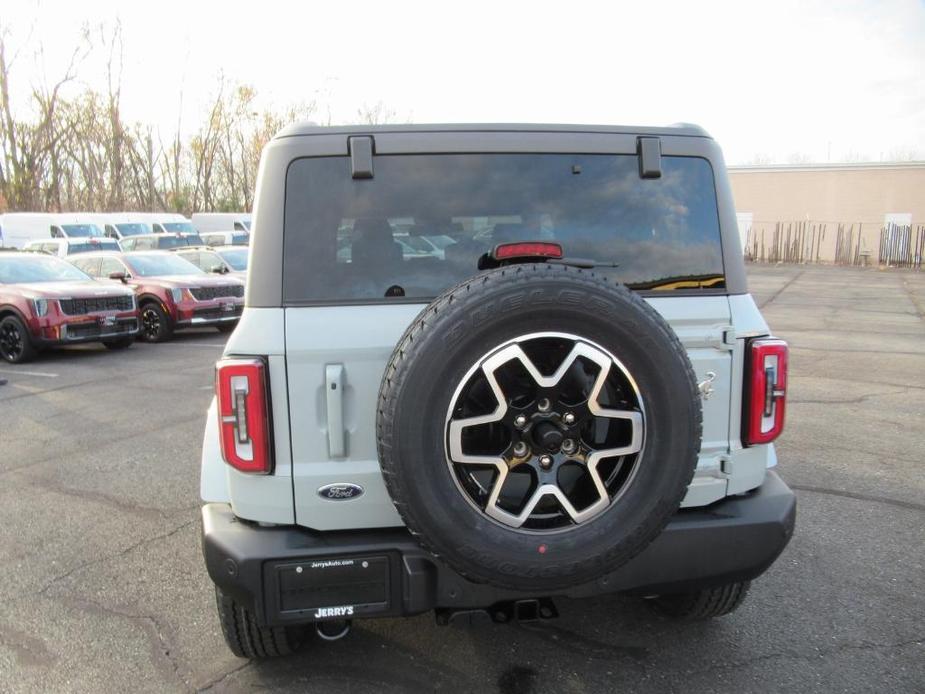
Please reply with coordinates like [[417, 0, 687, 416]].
[[744, 221, 923, 270], [879, 224, 924, 269]]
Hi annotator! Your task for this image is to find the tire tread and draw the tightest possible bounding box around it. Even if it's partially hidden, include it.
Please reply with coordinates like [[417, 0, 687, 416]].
[[650, 581, 751, 620], [214, 587, 300, 658]]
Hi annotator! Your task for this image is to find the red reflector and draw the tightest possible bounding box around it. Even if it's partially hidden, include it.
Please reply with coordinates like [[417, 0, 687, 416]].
[[744, 338, 788, 446], [493, 242, 563, 261], [215, 358, 272, 474]]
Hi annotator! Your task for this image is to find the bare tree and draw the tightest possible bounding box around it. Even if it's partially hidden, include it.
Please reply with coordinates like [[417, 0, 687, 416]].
[[356, 100, 398, 126], [0, 24, 385, 215], [0, 23, 88, 210]]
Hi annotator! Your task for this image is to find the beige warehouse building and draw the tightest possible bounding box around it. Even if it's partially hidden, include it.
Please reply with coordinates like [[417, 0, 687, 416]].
[[728, 161, 925, 267]]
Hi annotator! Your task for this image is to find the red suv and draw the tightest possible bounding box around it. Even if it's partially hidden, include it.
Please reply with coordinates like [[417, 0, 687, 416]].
[[71, 251, 244, 342], [0, 252, 139, 363]]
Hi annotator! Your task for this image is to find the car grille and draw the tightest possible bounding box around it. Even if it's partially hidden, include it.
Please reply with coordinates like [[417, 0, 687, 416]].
[[59, 296, 134, 315], [65, 319, 138, 340], [190, 285, 243, 301]]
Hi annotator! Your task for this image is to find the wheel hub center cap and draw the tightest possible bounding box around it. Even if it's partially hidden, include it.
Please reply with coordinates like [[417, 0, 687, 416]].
[[532, 421, 564, 452]]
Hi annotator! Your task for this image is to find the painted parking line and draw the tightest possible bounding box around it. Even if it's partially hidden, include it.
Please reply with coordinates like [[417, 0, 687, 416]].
[[158, 343, 226, 348], [0, 368, 59, 378]]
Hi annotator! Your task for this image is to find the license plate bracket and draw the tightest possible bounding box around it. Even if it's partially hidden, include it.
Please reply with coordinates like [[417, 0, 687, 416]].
[[273, 555, 391, 620]]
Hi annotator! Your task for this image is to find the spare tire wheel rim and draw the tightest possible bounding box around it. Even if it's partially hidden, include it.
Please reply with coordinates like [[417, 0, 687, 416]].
[[445, 331, 646, 532]]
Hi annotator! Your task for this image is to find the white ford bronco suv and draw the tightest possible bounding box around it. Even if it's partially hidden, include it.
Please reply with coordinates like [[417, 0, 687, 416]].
[[200, 123, 796, 657]]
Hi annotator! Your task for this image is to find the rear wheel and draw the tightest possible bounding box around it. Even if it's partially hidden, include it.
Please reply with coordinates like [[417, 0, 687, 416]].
[[0, 315, 38, 364], [214, 587, 304, 658], [103, 337, 135, 350], [139, 303, 172, 343], [648, 581, 751, 620]]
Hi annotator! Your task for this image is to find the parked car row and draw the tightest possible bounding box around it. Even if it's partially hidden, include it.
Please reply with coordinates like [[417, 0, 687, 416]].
[[0, 246, 249, 363], [0, 212, 251, 249]]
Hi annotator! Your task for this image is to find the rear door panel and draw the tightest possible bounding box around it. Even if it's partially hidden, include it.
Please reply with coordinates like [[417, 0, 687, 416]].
[[286, 304, 423, 530], [285, 297, 733, 530]]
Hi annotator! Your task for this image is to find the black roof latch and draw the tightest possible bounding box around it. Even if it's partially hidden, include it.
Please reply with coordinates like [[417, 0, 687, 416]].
[[349, 136, 375, 179], [637, 136, 662, 179]]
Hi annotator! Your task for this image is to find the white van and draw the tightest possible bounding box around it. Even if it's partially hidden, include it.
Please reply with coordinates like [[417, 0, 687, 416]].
[[131, 212, 198, 235], [84, 213, 154, 240], [0, 213, 105, 249], [191, 213, 252, 233]]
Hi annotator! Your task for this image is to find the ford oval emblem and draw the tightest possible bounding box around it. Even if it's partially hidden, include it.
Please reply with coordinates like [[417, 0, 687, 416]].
[[317, 483, 364, 500]]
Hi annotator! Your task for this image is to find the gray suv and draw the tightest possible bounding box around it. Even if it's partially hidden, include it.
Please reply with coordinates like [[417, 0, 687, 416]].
[[200, 123, 795, 657]]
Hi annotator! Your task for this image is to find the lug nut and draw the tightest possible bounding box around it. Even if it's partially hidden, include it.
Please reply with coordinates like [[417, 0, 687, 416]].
[[561, 439, 577, 455], [537, 398, 551, 413], [563, 412, 576, 425], [539, 454, 553, 469], [514, 414, 528, 428], [513, 441, 528, 457]]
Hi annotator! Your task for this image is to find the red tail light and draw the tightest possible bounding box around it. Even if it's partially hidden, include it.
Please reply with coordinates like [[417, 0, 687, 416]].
[[493, 242, 563, 261], [215, 358, 272, 474], [744, 338, 788, 446]]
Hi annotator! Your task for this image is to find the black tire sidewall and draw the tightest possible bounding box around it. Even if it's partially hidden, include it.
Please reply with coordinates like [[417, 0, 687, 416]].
[[140, 303, 171, 343], [380, 265, 701, 591], [0, 315, 36, 364]]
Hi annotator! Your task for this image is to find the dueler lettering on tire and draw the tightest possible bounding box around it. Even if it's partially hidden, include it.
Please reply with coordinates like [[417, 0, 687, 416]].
[[377, 263, 702, 592]]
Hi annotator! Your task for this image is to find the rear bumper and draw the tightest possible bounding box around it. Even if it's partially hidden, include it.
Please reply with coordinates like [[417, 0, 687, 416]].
[[202, 471, 796, 626]]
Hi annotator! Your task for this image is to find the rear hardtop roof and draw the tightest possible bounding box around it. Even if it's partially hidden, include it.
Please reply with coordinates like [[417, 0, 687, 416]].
[[275, 122, 711, 140]]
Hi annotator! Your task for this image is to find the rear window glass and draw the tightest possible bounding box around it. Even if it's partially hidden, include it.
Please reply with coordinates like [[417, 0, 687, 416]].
[[162, 222, 196, 234], [115, 223, 151, 236], [67, 240, 121, 254], [283, 154, 724, 303], [155, 234, 203, 249], [61, 224, 104, 238]]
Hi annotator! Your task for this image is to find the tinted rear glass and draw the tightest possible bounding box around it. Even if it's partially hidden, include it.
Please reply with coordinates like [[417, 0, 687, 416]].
[[283, 154, 724, 303], [156, 234, 203, 249], [163, 222, 196, 234], [61, 224, 104, 238], [115, 223, 151, 236], [66, 240, 121, 254]]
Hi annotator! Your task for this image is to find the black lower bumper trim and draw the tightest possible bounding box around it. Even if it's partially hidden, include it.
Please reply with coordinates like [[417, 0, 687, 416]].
[[202, 471, 796, 627]]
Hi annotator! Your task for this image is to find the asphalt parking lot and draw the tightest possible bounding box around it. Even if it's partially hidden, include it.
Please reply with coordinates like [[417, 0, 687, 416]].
[[1, 264, 923, 693]]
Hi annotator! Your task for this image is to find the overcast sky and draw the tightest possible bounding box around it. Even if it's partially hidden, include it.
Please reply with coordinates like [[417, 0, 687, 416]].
[[4, 0, 925, 164]]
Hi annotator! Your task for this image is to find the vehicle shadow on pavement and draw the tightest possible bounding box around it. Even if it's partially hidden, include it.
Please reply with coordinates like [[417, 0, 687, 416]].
[[225, 595, 724, 693]]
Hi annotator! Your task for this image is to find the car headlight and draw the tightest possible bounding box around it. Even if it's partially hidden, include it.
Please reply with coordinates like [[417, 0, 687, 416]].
[[170, 288, 183, 303], [31, 298, 49, 317]]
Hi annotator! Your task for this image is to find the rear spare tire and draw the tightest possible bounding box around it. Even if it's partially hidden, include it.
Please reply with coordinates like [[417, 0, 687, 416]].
[[377, 264, 701, 592]]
